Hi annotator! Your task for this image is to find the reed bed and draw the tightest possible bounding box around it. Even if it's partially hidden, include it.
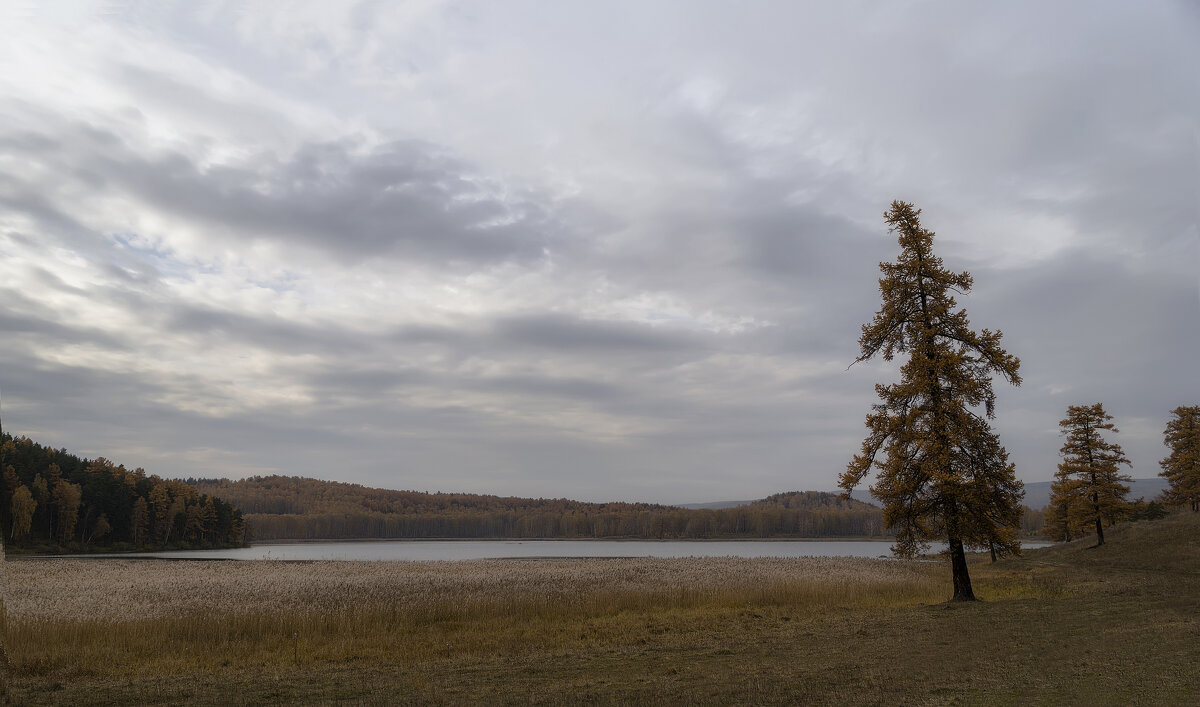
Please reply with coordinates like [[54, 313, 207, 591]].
[[7, 556, 947, 680], [7, 556, 941, 622], [10, 515, 1199, 705]]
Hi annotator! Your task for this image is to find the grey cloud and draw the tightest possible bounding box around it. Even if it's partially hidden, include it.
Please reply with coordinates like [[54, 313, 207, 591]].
[[472, 374, 623, 402], [108, 137, 558, 266], [164, 303, 361, 356], [493, 313, 705, 354], [305, 367, 434, 396], [973, 249, 1199, 411], [304, 364, 624, 406], [1, 115, 560, 269], [1, 3, 1196, 503], [0, 289, 129, 351]]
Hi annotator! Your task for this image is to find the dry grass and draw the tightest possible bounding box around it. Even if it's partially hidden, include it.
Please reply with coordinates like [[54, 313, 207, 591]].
[[5, 555, 943, 623], [6, 556, 946, 681], [5, 515, 1200, 705]]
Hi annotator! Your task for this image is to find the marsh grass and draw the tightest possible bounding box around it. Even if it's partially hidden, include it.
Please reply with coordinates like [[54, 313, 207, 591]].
[[10, 557, 948, 680], [9, 514, 1200, 704]]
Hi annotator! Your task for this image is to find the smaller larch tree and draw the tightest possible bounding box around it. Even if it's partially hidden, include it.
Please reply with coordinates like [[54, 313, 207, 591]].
[[1043, 467, 1082, 542], [1160, 405, 1200, 511], [1053, 403, 1132, 545]]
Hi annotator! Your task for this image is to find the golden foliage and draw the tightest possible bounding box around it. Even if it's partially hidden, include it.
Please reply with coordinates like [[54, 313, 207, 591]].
[[1159, 405, 1200, 511], [1049, 403, 1132, 545], [841, 201, 1023, 599]]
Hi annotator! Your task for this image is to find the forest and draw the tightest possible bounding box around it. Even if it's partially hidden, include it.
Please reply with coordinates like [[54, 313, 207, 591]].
[[193, 476, 889, 540], [2, 432, 1058, 552], [1, 433, 245, 553]]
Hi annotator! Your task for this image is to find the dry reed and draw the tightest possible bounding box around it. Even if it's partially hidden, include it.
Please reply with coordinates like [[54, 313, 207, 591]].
[[6, 556, 947, 681]]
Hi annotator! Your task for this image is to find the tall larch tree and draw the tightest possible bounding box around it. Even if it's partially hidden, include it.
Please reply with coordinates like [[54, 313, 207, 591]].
[[1054, 403, 1131, 546], [1160, 405, 1200, 511], [841, 201, 1023, 602]]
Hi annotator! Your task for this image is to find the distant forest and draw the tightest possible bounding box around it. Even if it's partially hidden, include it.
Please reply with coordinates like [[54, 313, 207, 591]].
[[1, 433, 245, 553], [193, 476, 889, 540], [0, 431, 1055, 553]]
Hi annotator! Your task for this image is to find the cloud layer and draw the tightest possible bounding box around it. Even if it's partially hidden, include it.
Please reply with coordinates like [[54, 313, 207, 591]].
[[0, 1, 1196, 502]]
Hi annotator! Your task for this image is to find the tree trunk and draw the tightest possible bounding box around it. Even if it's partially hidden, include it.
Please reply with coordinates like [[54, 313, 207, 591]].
[[1095, 515, 1104, 545], [948, 535, 976, 601], [989, 540, 997, 563]]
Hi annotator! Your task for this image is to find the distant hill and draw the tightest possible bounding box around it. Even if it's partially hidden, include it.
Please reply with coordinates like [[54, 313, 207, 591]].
[[1022, 478, 1169, 510], [683, 490, 879, 510], [194, 476, 885, 541], [678, 499, 757, 510], [749, 490, 879, 511]]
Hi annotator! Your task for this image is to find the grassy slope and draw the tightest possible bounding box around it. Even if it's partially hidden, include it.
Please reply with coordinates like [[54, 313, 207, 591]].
[[10, 511, 1200, 705]]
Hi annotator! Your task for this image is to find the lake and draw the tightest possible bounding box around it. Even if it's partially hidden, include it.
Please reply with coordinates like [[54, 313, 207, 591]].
[[72, 539, 1051, 561]]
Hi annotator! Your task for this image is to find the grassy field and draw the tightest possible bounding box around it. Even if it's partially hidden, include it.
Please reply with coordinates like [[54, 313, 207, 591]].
[[4, 512, 1199, 705]]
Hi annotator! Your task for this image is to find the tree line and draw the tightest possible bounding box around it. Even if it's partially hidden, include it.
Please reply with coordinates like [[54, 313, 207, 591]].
[[192, 477, 889, 540], [1, 433, 245, 553]]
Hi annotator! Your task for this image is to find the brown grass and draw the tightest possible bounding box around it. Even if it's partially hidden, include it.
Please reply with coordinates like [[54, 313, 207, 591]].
[[6, 514, 1200, 705]]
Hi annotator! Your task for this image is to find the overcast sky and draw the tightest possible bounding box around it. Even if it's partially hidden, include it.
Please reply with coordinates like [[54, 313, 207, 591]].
[[0, 2, 1196, 504]]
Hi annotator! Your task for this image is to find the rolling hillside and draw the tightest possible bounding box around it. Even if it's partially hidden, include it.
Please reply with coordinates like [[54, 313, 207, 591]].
[[192, 476, 885, 541]]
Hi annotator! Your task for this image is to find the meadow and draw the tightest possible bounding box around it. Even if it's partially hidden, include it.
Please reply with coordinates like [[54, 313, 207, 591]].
[[5, 511, 1199, 705]]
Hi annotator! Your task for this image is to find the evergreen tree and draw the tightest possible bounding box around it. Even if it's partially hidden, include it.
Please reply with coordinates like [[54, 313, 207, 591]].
[[89, 512, 111, 545], [1053, 403, 1131, 545], [841, 201, 1023, 601], [130, 496, 150, 547], [1159, 405, 1200, 511], [52, 479, 82, 543]]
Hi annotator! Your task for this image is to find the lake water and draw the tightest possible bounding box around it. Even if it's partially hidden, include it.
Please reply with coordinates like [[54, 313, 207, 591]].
[[72, 539, 1051, 562]]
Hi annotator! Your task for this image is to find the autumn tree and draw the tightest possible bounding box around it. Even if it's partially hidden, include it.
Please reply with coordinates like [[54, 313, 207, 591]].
[[130, 496, 149, 546], [1159, 405, 1200, 511], [1043, 468, 1081, 542], [1, 431, 245, 551], [9, 485, 35, 540], [148, 484, 172, 543], [956, 414, 1024, 562], [841, 201, 1023, 602], [31, 474, 48, 536], [1053, 403, 1131, 546], [52, 479, 82, 543], [87, 513, 111, 545]]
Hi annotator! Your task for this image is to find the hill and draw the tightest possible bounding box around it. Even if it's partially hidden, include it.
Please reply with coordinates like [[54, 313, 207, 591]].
[[681, 490, 882, 510], [193, 476, 885, 541]]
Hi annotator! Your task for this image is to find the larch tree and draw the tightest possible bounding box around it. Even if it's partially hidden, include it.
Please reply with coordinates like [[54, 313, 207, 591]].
[[841, 201, 1023, 602], [1053, 403, 1131, 546], [1160, 405, 1200, 511]]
